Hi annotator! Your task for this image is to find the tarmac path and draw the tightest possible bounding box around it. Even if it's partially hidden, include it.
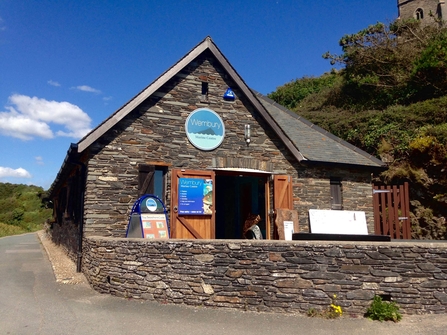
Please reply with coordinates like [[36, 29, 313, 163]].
[[1, 232, 447, 335]]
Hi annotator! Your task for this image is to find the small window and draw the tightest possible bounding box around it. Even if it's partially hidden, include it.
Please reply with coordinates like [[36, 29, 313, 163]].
[[330, 178, 342, 210], [201, 82, 209, 101], [138, 165, 167, 201], [415, 8, 424, 20], [201, 82, 208, 95]]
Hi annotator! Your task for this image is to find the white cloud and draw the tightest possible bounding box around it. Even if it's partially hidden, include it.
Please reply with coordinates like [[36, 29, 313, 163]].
[[72, 85, 101, 94], [48, 80, 61, 87], [35, 156, 44, 165], [0, 167, 31, 179], [0, 94, 92, 140]]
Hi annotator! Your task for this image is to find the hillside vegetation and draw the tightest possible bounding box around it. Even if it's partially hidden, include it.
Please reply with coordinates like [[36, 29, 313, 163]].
[[269, 19, 447, 239], [0, 183, 52, 237]]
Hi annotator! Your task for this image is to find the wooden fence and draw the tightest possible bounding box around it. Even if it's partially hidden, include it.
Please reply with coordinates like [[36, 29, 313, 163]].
[[373, 182, 411, 239]]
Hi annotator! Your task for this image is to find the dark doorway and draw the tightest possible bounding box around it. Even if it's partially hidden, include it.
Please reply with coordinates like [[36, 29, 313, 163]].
[[215, 173, 266, 239]]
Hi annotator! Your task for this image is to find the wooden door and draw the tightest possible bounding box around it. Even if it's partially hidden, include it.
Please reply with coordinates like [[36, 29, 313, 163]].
[[273, 175, 293, 210], [272, 175, 294, 239], [171, 169, 215, 239]]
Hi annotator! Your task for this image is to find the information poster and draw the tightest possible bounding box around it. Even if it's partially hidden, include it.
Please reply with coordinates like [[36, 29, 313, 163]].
[[178, 178, 213, 215], [141, 213, 169, 239]]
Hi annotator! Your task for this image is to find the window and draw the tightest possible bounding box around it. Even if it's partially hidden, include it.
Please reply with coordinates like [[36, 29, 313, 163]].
[[330, 178, 342, 210], [201, 82, 209, 101], [201, 82, 209, 95], [138, 164, 167, 201], [415, 8, 424, 20]]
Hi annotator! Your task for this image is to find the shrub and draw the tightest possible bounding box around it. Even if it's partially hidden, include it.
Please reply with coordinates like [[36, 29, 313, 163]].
[[268, 73, 341, 110], [365, 295, 402, 322]]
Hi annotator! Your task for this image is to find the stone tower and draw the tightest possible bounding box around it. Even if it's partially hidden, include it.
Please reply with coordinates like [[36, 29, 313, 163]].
[[397, 0, 447, 24]]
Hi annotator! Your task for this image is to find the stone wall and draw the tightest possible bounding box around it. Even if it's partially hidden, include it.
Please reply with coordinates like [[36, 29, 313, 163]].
[[398, 0, 444, 23], [83, 236, 447, 315], [295, 166, 373, 232]]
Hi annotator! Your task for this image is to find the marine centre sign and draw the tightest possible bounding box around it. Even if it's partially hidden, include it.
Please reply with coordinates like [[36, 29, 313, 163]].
[[185, 108, 225, 151], [178, 177, 213, 215]]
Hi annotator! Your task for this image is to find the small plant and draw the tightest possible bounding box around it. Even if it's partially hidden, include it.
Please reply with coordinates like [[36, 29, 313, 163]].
[[307, 307, 320, 317], [307, 294, 343, 319], [365, 295, 402, 322], [328, 294, 343, 318]]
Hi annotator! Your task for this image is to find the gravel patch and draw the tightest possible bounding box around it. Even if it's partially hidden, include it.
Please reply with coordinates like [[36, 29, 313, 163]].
[[37, 230, 88, 285]]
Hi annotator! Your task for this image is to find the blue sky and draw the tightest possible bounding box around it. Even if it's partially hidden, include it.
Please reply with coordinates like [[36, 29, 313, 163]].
[[0, 0, 397, 190]]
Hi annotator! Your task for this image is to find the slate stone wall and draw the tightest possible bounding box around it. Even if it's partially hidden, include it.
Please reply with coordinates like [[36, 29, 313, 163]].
[[83, 236, 447, 315], [80, 51, 375, 239], [295, 166, 373, 232]]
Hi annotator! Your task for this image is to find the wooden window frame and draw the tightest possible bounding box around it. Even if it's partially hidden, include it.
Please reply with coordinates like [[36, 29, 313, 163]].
[[330, 178, 342, 210], [138, 164, 167, 202]]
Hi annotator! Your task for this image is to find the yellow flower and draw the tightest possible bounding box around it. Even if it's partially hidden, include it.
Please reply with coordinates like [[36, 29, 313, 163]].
[[330, 304, 343, 315]]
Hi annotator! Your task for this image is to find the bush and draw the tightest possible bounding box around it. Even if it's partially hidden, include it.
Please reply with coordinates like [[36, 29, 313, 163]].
[[268, 73, 341, 110], [365, 295, 402, 322]]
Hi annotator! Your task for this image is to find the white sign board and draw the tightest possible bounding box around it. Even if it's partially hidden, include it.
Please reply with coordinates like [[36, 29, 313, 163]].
[[309, 209, 368, 235], [283, 221, 294, 241]]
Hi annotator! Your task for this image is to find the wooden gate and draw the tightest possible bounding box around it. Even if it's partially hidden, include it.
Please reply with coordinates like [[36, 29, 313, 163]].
[[170, 169, 215, 239], [373, 182, 410, 239]]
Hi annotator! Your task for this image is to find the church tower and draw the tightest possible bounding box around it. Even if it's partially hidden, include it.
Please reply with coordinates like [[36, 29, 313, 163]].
[[397, 0, 446, 24]]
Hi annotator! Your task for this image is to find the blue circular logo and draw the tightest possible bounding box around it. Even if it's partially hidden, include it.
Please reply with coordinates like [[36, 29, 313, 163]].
[[145, 198, 158, 212], [185, 108, 225, 151]]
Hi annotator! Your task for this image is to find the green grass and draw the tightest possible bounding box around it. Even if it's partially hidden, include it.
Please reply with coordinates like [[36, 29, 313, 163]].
[[0, 221, 41, 238]]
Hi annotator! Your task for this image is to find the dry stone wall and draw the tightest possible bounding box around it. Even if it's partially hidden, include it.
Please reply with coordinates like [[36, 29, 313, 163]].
[[83, 237, 447, 315]]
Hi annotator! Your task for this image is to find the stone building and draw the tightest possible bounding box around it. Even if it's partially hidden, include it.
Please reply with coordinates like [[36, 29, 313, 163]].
[[398, 0, 447, 23], [48, 37, 385, 264]]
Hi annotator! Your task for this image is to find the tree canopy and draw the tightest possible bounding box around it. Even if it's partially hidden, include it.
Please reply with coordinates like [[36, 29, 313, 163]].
[[323, 19, 447, 108]]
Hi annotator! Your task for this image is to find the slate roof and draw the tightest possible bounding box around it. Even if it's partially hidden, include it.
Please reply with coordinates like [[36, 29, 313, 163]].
[[255, 93, 385, 168]]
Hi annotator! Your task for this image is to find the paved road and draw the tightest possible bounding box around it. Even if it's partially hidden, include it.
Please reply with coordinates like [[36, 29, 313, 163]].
[[1, 233, 447, 335]]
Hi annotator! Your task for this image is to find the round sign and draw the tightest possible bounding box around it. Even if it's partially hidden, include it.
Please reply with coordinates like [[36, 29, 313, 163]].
[[145, 198, 158, 212], [185, 108, 225, 151]]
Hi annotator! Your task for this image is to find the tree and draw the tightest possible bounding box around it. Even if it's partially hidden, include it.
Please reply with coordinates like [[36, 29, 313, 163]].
[[323, 19, 447, 108]]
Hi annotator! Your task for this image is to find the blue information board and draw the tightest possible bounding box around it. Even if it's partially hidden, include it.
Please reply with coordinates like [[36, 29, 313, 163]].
[[178, 178, 213, 215], [125, 194, 170, 239]]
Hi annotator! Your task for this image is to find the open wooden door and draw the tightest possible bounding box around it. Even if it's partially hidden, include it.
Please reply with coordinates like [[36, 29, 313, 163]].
[[171, 169, 215, 239], [273, 175, 293, 210], [273, 175, 294, 239]]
